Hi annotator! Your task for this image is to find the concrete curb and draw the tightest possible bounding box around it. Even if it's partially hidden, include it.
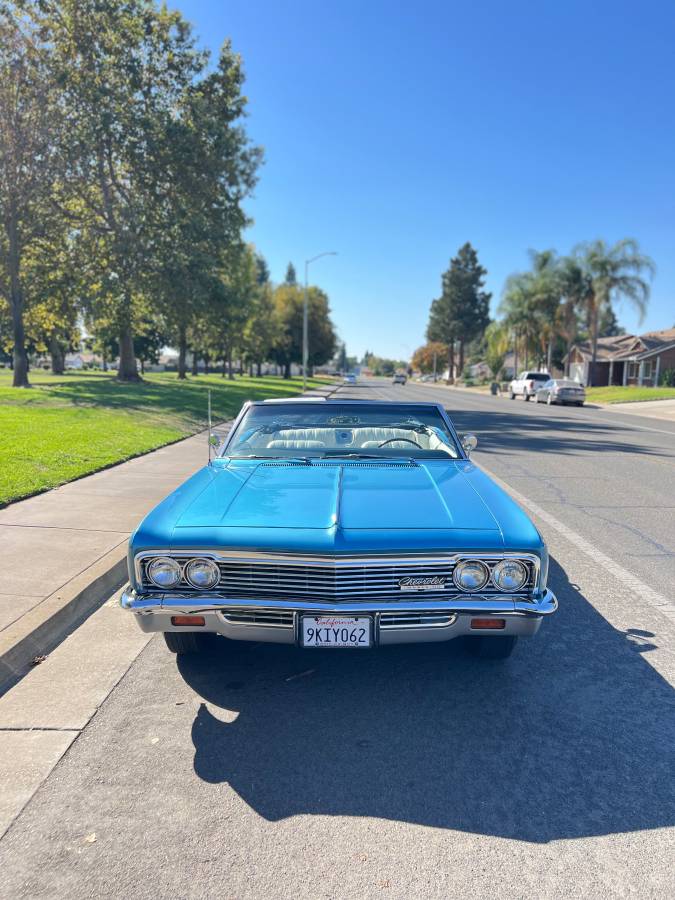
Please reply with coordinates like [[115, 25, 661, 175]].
[[0, 382, 341, 696], [0, 544, 128, 696]]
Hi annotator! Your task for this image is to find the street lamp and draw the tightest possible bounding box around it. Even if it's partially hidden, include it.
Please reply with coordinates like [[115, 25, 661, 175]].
[[303, 251, 337, 390]]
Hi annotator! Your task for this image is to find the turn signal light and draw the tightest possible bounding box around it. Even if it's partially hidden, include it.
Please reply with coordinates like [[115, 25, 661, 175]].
[[171, 615, 205, 627], [470, 618, 506, 630]]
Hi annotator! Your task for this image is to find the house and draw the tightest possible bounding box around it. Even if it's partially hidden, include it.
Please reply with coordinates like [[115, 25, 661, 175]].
[[565, 328, 675, 386]]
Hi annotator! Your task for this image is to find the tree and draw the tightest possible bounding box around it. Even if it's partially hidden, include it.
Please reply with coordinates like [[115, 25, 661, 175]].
[[284, 262, 297, 285], [28, 0, 221, 381], [411, 342, 447, 374], [428, 243, 491, 381], [598, 304, 625, 337], [484, 322, 509, 380], [0, 13, 61, 386], [271, 283, 336, 377], [575, 239, 654, 385]]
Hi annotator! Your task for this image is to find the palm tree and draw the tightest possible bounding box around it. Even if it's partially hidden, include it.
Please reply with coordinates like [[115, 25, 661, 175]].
[[556, 257, 592, 375], [574, 239, 655, 386]]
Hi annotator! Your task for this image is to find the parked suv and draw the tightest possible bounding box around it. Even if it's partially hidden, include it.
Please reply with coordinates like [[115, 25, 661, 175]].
[[509, 371, 549, 401]]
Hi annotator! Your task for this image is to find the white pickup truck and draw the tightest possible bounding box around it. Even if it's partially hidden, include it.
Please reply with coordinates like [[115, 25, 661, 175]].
[[509, 371, 550, 401]]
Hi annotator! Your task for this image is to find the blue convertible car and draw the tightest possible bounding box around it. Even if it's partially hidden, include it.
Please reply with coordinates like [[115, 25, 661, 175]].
[[121, 399, 557, 659]]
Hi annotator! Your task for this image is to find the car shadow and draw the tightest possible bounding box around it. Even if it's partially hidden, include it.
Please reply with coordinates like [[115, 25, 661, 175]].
[[178, 558, 675, 843], [445, 406, 670, 458]]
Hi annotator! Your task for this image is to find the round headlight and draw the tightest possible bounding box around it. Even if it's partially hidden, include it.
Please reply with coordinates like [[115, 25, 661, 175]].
[[453, 559, 489, 592], [185, 558, 220, 589], [492, 559, 528, 592], [147, 557, 181, 588]]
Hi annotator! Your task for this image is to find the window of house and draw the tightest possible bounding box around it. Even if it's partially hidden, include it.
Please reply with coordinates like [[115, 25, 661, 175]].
[[628, 362, 639, 379]]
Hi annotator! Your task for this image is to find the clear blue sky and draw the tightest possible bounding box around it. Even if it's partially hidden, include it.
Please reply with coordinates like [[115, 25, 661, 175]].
[[176, 0, 675, 360]]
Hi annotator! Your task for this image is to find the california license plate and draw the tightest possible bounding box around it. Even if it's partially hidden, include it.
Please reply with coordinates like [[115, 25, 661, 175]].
[[301, 616, 372, 648]]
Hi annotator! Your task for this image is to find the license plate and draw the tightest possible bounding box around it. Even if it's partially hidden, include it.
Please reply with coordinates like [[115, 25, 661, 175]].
[[301, 616, 372, 648]]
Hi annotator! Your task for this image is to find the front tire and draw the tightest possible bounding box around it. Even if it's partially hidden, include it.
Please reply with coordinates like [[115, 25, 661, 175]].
[[524, 393, 531, 401], [164, 631, 207, 655], [469, 635, 519, 659], [509, 391, 516, 400], [547, 393, 553, 405]]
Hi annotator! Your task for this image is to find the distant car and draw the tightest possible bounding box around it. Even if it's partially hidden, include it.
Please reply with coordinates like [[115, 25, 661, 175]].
[[121, 399, 556, 660], [535, 379, 586, 407], [343, 373, 357, 384], [392, 373, 407, 384], [509, 371, 550, 401]]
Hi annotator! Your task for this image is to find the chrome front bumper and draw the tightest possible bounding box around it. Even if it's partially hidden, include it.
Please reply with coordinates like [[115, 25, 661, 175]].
[[120, 589, 557, 645]]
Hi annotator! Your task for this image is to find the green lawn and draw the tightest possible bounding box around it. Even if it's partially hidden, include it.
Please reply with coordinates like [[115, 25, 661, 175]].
[[0, 370, 329, 505], [585, 385, 675, 404]]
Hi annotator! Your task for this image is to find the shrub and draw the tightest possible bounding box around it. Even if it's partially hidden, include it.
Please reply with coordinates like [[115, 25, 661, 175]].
[[660, 368, 675, 387]]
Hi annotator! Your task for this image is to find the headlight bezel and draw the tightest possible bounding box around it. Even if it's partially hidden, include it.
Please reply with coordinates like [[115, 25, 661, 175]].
[[185, 557, 221, 589], [452, 559, 490, 592], [491, 558, 528, 592], [146, 556, 182, 589]]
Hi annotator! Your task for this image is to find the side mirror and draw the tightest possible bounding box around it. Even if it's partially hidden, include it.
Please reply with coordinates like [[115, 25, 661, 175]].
[[461, 433, 478, 456]]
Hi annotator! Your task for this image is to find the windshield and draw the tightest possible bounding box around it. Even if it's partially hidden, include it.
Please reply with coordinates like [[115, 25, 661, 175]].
[[224, 402, 461, 459]]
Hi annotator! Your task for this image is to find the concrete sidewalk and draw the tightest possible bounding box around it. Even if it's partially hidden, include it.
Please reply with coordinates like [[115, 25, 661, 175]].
[[0, 379, 339, 690], [0, 429, 215, 690]]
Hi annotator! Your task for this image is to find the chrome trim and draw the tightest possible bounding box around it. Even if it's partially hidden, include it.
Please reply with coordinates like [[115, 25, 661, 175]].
[[379, 612, 457, 630], [133, 550, 542, 596], [121, 588, 557, 618]]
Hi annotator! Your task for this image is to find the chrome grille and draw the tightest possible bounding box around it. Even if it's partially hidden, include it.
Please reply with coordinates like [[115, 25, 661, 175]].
[[140, 555, 536, 601]]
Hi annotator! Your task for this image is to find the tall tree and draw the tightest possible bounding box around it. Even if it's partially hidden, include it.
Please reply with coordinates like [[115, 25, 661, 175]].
[[27, 0, 208, 381], [428, 243, 491, 381], [271, 283, 336, 378], [284, 262, 297, 285], [0, 12, 60, 386], [575, 239, 654, 385]]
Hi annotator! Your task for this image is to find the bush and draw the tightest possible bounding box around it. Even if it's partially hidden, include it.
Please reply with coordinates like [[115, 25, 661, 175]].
[[660, 368, 675, 388]]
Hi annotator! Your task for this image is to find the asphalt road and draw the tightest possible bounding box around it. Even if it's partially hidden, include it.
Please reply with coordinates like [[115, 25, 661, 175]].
[[1, 380, 674, 899]]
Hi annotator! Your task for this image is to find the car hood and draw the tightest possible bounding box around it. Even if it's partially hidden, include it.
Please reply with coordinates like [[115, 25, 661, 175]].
[[176, 459, 501, 532], [130, 458, 543, 562]]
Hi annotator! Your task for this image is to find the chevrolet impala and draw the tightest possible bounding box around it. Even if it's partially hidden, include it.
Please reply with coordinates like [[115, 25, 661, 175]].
[[121, 399, 557, 659]]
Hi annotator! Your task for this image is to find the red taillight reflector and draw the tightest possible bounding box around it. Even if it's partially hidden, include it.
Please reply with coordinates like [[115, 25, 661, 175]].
[[171, 615, 205, 627], [470, 618, 506, 630]]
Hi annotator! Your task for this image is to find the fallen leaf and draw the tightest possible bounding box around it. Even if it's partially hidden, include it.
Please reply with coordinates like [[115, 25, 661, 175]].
[[150, 737, 160, 744], [31, 655, 47, 666], [83, 833, 96, 844]]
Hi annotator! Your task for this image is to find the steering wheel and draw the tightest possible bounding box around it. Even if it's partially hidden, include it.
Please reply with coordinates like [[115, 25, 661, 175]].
[[377, 437, 422, 449]]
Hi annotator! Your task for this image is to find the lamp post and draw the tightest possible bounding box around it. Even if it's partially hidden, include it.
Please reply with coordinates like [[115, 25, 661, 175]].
[[303, 251, 337, 390]]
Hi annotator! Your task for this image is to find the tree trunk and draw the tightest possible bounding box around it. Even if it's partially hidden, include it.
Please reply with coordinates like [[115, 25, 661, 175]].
[[178, 326, 187, 380], [446, 341, 454, 384], [204, 355, 210, 375], [256, 361, 262, 377], [546, 340, 553, 373], [191, 352, 199, 376], [458, 340, 465, 380], [50, 335, 65, 375], [7, 214, 29, 387], [140, 358, 145, 375], [227, 347, 234, 380], [589, 295, 599, 387], [102, 350, 108, 372], [284, 361, 291, 379], [249, 362, 254, 377], [117, 324, 140, 381]]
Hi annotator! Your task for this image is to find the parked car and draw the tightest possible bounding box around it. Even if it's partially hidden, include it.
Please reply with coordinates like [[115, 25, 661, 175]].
[[392, 373, 407, 384], [343, 373, 357, 384], [535, 379, 586, 406], [509, 371, 550, 401], [122, 399, 557, 660]]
